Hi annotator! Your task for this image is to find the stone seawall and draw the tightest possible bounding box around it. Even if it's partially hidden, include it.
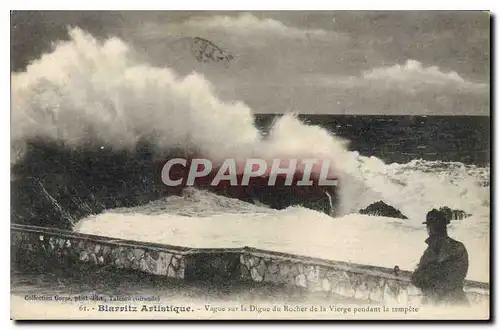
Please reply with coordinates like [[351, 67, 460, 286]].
[[11, 224, 489, 305], [238, 248, 488, 305]]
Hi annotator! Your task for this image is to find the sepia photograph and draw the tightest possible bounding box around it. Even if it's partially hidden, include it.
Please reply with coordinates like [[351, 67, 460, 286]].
[[10, 10, 490, 320]]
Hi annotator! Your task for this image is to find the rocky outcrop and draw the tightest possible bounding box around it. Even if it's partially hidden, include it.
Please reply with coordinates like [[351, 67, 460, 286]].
[[438, 206, 472, 221], [359, 201, 408, 219], [11, 139, 161, 230], [12, 140, 339, 230], [154, 157, 338, 216]]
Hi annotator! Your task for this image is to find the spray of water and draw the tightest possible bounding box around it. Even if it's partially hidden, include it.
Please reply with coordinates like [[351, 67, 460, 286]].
[[11, 27, 489, 223]]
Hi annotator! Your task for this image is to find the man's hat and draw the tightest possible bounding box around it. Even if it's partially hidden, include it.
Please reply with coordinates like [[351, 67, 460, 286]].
[[422, 209, 450, 226]]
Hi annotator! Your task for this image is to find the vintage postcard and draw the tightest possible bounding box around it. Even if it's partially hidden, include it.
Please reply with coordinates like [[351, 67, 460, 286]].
[[10, 10, 490, 320]]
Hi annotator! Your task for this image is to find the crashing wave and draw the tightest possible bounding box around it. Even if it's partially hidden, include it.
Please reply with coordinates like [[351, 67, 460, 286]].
[[10, 27, 490, 231], [11, 28, 344, 229]]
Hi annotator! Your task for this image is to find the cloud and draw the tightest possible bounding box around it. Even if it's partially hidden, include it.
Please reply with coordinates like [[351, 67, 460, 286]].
[[133, 13, 331, 42], [308, 60, 488, 95], [299, 60, 489, 115], [183, 13, 329, 39], [361, 60, 488, 93]]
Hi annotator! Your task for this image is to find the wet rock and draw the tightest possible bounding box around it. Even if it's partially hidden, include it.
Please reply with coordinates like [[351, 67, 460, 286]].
[[359, 201, 408, 219], [438, 206, 471, 221]]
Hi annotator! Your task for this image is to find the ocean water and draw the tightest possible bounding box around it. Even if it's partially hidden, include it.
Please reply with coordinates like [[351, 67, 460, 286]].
[[255, 114, 490, 166], [11, 27, 490, 291]]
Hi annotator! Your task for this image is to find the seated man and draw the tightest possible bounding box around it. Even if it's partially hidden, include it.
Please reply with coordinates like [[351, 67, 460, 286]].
[[411, 209, 469, 305]]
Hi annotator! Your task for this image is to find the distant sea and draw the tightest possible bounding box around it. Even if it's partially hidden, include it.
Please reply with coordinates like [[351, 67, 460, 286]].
[[255, 115, 490, 166]]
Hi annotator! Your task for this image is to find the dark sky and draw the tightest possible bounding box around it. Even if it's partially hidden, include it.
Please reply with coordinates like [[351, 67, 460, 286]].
[[11, 11, 490, 115]]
